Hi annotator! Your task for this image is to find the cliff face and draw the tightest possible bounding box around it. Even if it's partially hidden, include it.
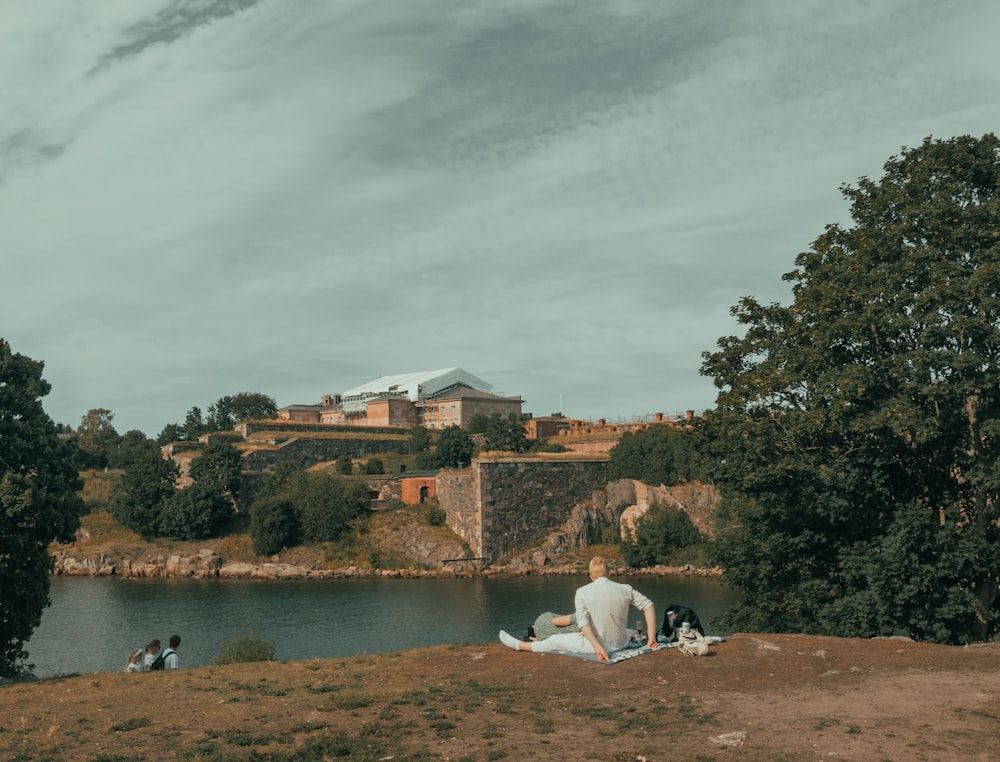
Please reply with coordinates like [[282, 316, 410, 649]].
[[503, 479, 720, 571]]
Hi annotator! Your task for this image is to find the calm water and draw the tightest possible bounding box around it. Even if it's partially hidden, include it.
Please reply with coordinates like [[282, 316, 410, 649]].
[[27, 575, 741, 677]]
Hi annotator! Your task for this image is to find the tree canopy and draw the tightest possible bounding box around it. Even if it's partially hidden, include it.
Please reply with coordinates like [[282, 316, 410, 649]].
[[435, 425, 475, 468], [1, 339, 85, 677], [700, 134, 1000, 644], [608, 425, 696, 486]]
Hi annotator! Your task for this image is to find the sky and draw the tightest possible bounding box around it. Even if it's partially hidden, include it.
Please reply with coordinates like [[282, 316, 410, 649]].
[[3, 0, 999, 437]]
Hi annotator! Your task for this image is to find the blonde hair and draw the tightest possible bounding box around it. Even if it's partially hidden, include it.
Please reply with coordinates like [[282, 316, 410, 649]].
[[589, 556, 608, 578]]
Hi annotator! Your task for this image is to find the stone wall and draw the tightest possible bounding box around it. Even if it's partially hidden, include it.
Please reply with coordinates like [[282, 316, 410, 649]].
[[436, 456, 608, 561], [240, 436, 410, 472]]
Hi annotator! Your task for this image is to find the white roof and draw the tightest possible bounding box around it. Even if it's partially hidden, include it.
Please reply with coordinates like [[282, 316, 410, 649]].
[[340, 368, 493, 413]]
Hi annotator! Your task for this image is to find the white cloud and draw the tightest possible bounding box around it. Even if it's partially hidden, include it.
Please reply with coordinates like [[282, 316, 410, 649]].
[[2, 0, 999, 434]]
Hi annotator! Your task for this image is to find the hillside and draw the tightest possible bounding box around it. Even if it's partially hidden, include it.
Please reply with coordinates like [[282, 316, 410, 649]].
[[2, 634, 997, 760]]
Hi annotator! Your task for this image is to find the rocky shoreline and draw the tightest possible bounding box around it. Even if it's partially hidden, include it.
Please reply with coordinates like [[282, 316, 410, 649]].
[[51, 549, 721, 580]]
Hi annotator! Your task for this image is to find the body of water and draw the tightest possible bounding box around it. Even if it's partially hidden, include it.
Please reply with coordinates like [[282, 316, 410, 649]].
[[27, 574, 741, 677]]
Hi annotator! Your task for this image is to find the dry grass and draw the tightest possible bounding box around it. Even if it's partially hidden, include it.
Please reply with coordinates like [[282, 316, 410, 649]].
[[3, 635, 999, 761]]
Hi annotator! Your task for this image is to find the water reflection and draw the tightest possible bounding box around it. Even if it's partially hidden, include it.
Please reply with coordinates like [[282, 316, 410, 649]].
[[27, 575, 741, 677]]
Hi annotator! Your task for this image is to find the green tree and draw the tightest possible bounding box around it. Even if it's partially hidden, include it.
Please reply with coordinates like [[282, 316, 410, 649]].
[[284, 472, 370, 543], [254, 461, 305, 500], [189, 441, 243, 504], [435, 425, 474, 468], [156, 422, 182, 446], [113, 429, 159, 469], [408, 425, 432, 454], [181, 406, 207, 441], [608, 426, 695, 486], [335, 453, 354, 475], [75, 408, 121, 469], [108, 449, 178, 537], [364, 457, 385, 475], [158, 481, 233, 540], [207, 392, 277, 431], [480, 412, 530, 453], [249, 496, 301, 555], [0, 339, 85, 677], [621, 503, 702, 568], [700, 134, 1000, 644]]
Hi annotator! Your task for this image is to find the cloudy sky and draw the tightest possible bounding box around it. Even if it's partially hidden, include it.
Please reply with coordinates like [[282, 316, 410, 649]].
[[3, 0, 999, 437]]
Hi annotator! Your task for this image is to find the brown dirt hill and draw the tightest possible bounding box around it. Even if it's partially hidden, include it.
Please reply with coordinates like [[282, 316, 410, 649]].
[[2, 634, 998, 761]]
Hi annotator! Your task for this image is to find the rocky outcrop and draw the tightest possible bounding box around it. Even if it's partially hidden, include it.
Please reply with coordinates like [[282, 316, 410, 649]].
[[500, 479, 719, 572]]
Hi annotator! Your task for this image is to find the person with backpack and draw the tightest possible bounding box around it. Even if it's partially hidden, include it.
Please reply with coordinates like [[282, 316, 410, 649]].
[[142, 639, 161, 671], [162, 634, 181, 669], [148, 634, 181, 670]]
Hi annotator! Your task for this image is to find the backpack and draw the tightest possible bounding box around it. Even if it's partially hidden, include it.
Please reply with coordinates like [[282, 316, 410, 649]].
[[149, 649, 171, 671], [660, 604, 704, 643]]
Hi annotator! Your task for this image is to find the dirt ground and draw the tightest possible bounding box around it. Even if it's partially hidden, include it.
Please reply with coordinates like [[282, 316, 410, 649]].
[[2, 633, 998, 761]]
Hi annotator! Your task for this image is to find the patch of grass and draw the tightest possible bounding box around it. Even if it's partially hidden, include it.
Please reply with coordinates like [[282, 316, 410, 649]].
[[216, 631, 276, 665], [305, 683, 344, 694], [331, 692, 375, 710], [108, 717, 150, 733], [534, 717, 555, 734], [676, 697, 720, 727], [481, 722, 505, 740], [221, 728, 281, 746]]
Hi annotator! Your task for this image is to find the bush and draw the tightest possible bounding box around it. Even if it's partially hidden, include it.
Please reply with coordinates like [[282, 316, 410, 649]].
[[621, 502, 702, 568], [216, 631, 275, 665], [250, 496, 300, 556], [158, 482, 233, 540]]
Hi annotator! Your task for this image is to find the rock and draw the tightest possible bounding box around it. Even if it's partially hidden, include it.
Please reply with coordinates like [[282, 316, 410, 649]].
[[710, 731, 747, 747]]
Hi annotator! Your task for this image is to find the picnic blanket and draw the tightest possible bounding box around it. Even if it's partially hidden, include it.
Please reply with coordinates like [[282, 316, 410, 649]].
[[546, 635, 725, 664]]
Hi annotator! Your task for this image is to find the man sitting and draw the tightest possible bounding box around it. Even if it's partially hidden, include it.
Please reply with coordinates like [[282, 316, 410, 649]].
[[499, 556, 658, 661]]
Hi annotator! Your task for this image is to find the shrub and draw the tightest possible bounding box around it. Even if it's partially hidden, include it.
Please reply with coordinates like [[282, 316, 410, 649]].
[[621, 502, 702, 568], [216, 631, 276, 665], [249, 496, 300, 556]]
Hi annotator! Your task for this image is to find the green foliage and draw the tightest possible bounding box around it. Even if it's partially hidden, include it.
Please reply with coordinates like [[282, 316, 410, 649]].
[[408, 425, 431, 454], [74, 408, 121, 469], [216, 631, 276, 665], [415, 449, 443, 470], [608, 426, 695, 486], [425, 504, 446, 526], [335, 453, 354, 475], [435, 425, 474, 468], [250, 496, 300, 555], [363, 457, 385, 475], [114, 430, 160, 469], [0, 339, 85, 678], [474, 413, 530, 453], [107, 450, 178, 537], [700, 134, 1000, 644], [207, 392, 278, 431], [158, 481, 233, 540], [260, 471, 371, 544], [621, 503, 702, 568], [189, 441, 243, 502]]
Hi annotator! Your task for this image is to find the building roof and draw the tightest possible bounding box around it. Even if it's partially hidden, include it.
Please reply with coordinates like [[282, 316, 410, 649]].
[[340, 368, 493, 413]]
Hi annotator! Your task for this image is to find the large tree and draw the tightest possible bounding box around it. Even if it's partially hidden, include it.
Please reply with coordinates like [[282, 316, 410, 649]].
[[74, 408, 121, 469], [700, 135, 1000, 644], [206, 392, 277, 431], [0, 339, 85, 677]]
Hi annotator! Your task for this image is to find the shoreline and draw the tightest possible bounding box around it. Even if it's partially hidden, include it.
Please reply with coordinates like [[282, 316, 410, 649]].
[[50, 549, 721, 580]]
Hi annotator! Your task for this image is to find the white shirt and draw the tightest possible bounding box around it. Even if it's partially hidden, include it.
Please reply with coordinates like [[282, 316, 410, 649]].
[[574, 576, 653, 651]]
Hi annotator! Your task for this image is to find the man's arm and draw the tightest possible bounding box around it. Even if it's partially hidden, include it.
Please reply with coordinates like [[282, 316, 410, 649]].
[[580, 623, 609, 661], [643, 605, 658, 649]]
